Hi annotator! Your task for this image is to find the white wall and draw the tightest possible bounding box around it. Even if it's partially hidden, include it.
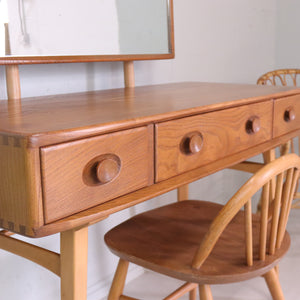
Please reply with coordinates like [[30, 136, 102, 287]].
[[0, 1, 279, 299], [275, 0, 300, 69], [6, 0, 120, 55]]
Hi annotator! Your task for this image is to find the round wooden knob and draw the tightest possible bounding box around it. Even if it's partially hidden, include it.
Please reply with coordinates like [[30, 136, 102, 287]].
[[181, 132, 203, 155], [246, 116, 261, 134], [189, 134, 203, 154], [284, 108, 296, 122], [96, 158, 120, 184]]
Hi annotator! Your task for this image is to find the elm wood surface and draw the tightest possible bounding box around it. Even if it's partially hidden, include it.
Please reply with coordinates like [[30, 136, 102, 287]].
[[156, 101, 272, 181], [0, 82, 298, 147], [41, 125, 154, 223], [105, 154, 300, 300], [105, 200, 290, 284], [33, 127, 300, 238], [274, 94, 300, 138], [0, 135, 43, 237], [1, 82, 300, 238]]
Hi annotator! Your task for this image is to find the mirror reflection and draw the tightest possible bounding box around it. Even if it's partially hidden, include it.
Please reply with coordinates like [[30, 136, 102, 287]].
[[0, 0, 171, 57]]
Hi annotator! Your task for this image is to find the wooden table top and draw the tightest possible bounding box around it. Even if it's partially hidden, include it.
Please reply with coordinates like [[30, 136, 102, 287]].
[[0, 82, 299, 147]]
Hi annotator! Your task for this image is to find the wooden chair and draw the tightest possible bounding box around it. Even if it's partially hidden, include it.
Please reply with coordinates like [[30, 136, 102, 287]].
[[105, 153, 300, 300], [257, 68, 300, 86], [258, 69, 300, 208], [257, 69, 300, 159], [232, 69, 300, 209]]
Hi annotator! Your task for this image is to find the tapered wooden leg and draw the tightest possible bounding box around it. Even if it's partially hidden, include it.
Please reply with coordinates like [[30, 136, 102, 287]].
[[108, 259, 129, 300], [189, 287, 197, 300], [199, 285, 213, 300], [264, 268, 285, 300], [60, 226, 89, 300]]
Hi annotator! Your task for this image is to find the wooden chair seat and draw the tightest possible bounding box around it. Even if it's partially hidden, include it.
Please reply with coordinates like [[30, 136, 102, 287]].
[[105, 200, 290, 285], [105, 154, 300, 300]]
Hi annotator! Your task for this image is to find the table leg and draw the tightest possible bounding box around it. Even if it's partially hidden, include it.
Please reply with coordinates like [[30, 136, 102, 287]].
[[60, 226, 89, 300]]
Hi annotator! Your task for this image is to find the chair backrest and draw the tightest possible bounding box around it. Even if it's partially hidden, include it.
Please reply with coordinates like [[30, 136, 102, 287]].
[[192, 154, 300, 269], [257, 69, 300, 86]]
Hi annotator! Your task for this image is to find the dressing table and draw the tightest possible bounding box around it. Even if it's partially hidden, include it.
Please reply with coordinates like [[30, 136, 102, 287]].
[[1, 1, 300, 300]]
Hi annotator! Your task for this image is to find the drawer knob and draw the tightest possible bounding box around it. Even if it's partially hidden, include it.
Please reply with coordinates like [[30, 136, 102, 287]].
[[181, 132, 203, 155], [96, 158, 121, 184], [246, 116, 260, 134], [284, 108, 296, 122]]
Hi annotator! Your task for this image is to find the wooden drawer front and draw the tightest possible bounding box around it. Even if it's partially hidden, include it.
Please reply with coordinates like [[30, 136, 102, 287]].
[[41, 126, 153, 223], [273, 95, 300, 137], [156, 101, 272, 182]]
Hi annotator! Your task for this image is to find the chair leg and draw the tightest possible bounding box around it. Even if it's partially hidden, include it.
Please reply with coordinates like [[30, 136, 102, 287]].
[[199, 285, 213, 300], [189, 287, 197, 300], [263, 268, 285, 300], [108, 259, 129, 300]]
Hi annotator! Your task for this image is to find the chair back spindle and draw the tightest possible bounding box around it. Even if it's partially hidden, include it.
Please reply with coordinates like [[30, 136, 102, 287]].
[[244, 199, 253, 266], [192, 154, 300, 270]]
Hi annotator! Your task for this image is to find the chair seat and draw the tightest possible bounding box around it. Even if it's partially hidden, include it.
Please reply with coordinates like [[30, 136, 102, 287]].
[[105, 200, 290, 285]]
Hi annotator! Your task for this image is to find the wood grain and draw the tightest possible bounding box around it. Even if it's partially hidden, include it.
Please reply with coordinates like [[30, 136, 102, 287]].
[[105, 200, 290, 285], [1, 83, 300, 237], [105, 154, 300, 295], [156, 101, 272, 181], [192, 154, 300, 270], [0, 135, 43, 236], [273, 94, 300, 137], [0, 82, 298, 147], [41, 126, 153, 223], [34, 127, 300, 238]]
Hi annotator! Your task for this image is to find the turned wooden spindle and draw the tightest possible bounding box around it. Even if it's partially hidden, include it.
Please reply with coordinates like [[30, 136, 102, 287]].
[[123, 61, 135, 88]]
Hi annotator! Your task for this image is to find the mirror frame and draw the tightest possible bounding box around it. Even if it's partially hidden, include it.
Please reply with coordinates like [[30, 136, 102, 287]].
[[0, 0, 174, 65]]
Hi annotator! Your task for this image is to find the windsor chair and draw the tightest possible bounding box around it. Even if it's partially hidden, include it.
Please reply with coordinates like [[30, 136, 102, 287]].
[[258, 69, 300, 208], [105, 154, 300, 300], [232, 69, 300, 209]]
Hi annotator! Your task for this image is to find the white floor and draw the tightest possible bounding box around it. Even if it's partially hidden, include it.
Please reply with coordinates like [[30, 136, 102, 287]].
[[121, 209, 300, 300]]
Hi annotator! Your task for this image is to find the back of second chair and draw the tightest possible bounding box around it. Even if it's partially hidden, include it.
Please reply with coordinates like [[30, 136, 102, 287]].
[[257, 69, 300, 86]]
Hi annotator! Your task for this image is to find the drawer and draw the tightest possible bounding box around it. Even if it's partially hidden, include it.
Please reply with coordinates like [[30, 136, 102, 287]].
[[155, 101, 272, 182], [41, 126, 153, 223], [273, 95, 300, 137]]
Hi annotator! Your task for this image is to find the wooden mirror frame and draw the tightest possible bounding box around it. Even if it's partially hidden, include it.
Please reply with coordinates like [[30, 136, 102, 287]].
[[0, 0, 174, 65]]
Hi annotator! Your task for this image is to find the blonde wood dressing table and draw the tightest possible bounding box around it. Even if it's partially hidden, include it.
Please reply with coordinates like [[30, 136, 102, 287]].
[[1, 1, 300, 299], [1, 81, 300, 299]]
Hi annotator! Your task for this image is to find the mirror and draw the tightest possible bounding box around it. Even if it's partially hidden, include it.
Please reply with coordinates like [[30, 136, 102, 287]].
[[0, 0, 174, 64]]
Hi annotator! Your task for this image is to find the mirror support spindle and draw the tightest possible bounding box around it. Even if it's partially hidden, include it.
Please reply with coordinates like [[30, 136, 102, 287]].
[[5, 65, 21, 100], [123, 61, 135, 87]]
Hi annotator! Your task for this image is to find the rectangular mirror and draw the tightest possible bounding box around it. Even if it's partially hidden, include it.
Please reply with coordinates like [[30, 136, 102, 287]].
[[0, 0, 174, 64]]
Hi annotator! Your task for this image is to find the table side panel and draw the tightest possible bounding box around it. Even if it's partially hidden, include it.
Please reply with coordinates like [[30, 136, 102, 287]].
[[41, 125, 154, 223], [155, 101, 273, 182], [0, 136, 43, 236]]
